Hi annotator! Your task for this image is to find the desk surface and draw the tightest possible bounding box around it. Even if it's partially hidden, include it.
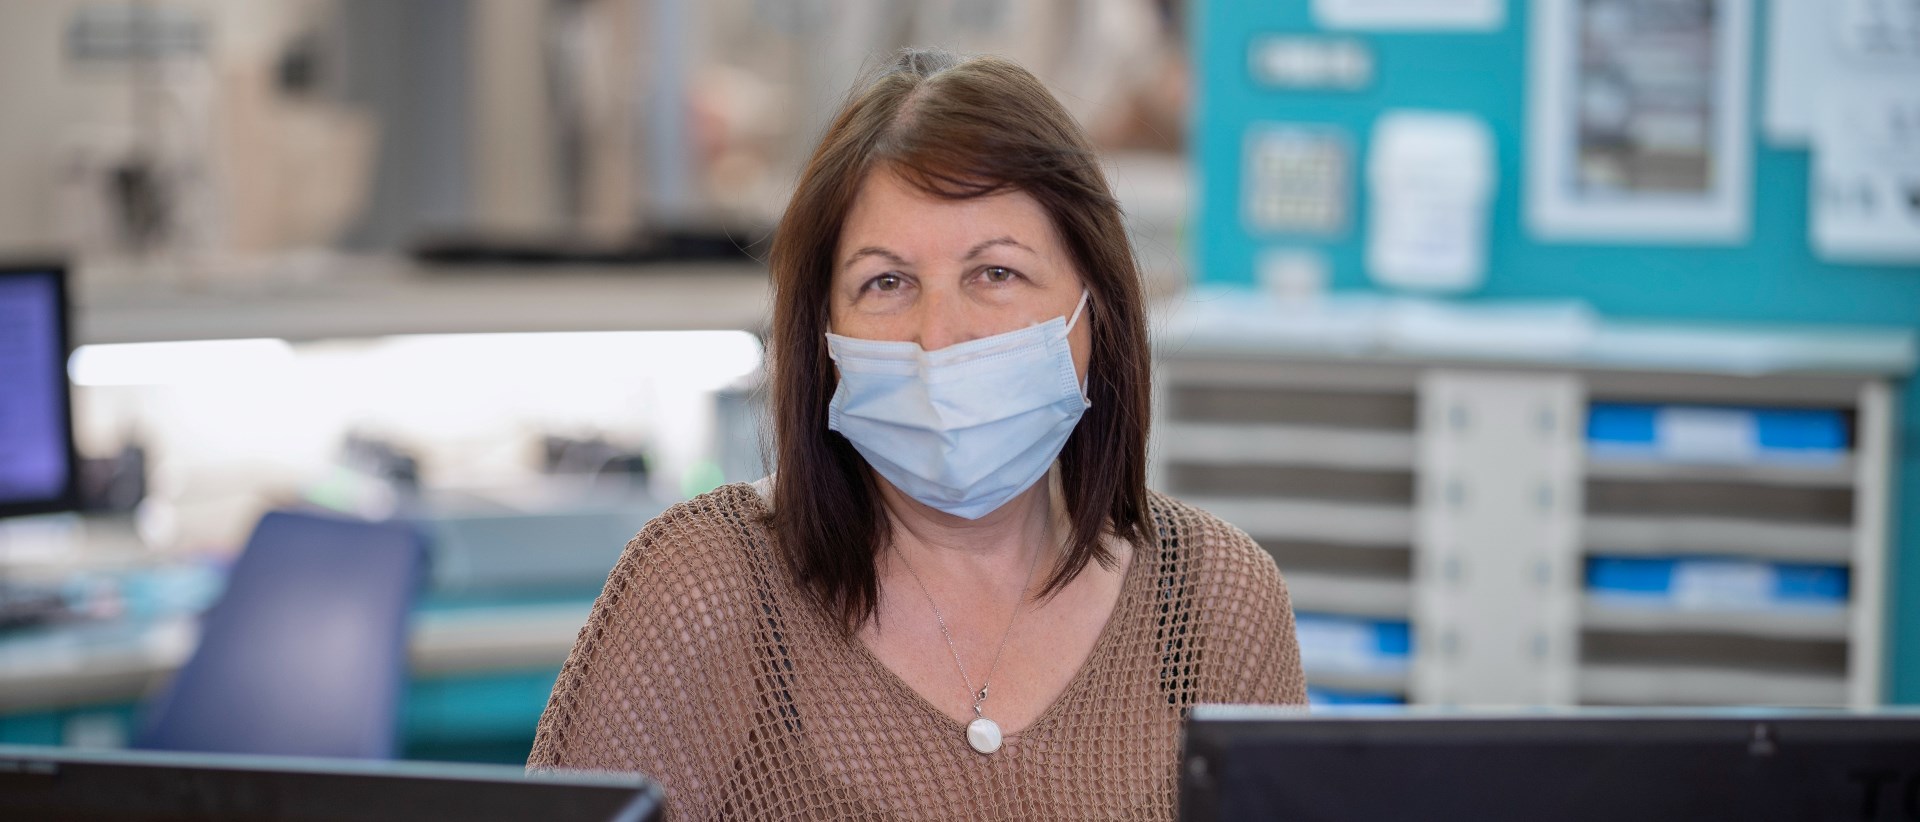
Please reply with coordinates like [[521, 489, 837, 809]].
[[0, 600, 591, 713]]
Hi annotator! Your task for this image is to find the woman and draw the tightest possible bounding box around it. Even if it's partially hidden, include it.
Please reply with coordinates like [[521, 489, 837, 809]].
[[528, 49, 1305, 820]]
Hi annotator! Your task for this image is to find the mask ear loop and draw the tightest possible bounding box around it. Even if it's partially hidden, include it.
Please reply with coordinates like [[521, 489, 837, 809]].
[[1065, 289, 1091, 332], [1065, 289, 1092, 399]]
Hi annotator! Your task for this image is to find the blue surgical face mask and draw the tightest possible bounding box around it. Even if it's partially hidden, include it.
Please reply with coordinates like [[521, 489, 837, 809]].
[[825, 291, 1091, 519]]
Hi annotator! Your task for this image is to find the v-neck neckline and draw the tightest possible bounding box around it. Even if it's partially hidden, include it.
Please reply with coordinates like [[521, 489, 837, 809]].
[[844, 521, 1153, 745], [732, 482, 1160, 745]]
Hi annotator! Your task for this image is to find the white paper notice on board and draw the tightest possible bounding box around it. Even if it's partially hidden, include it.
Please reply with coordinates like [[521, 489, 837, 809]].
[[1811, 0, 1920, 264], [1313, 0, 1505, 31], [1366, 111, 1496, 294]]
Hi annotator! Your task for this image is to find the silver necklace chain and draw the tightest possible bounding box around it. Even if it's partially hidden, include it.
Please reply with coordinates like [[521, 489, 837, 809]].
[[893, 539, 1047, 719]]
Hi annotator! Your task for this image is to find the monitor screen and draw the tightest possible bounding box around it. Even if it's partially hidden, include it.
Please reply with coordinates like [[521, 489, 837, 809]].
[[0, 263, 78, 519], [0, 744, 664, 822], [1180, 706, 1920, 822]]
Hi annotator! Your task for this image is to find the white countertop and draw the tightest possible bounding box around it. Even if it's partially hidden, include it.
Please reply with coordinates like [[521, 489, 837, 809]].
[[1154, 290, 1917, 378]]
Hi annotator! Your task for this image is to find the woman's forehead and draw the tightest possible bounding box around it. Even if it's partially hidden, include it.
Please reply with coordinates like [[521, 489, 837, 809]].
[[836, 168, 1061, 265]]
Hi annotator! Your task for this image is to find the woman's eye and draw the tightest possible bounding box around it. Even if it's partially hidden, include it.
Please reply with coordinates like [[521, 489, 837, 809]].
[[870, 273, 903, 292], [982, 266, 1015, 284]]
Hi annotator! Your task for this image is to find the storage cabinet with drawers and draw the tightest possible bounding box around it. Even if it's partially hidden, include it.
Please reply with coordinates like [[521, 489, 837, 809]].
[[1151, 299, 1912, 708]]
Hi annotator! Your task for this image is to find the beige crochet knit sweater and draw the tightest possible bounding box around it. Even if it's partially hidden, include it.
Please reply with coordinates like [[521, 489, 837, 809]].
[[528, 482, 1306, 820]]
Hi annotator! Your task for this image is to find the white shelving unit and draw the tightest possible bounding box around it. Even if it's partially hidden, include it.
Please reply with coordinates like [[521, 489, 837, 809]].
[[1151, 296, 1913, 709]]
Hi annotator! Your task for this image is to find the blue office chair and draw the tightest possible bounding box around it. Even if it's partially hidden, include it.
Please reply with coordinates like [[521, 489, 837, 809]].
[[134, 509, 429, 759]]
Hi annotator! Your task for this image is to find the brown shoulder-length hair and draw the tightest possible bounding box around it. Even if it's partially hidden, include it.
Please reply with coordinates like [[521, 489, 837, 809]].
[[766, 48, 1153, 632]]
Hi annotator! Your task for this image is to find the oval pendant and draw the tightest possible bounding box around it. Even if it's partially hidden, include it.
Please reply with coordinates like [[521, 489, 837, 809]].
[[967, 716, 1003, 754]]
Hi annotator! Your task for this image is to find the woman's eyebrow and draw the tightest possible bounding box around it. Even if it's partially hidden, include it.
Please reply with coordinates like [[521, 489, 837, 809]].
[[842, 246, 909, 270], [962, 236, 1032, 260]]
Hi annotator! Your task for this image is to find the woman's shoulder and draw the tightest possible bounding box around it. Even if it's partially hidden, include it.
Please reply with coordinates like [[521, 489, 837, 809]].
[[1143, 489, 1286, 599], [601, 482, 775, 608], [530, 483, 779, 775], [631, 481, 770, 547], [1141, 490, 1307, 706]]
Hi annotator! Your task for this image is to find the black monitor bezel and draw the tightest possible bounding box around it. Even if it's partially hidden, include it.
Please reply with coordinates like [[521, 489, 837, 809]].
[[0, 743, 665, 822], [1179, 707, 1920, 822], [0, 259, 81, 520]]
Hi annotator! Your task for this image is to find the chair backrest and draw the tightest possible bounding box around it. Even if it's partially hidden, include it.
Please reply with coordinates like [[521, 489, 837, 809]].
[[135, 509, 429, 759]]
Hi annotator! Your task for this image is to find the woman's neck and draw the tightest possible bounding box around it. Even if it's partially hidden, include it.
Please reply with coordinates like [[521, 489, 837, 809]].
[[876, 469, 1065, 587]]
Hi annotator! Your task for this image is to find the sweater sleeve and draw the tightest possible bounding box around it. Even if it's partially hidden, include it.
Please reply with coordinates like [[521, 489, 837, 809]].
[[1238, 554, 1309, 706], [526, 497, 755, 818], [1192, 513, 1310, 707]]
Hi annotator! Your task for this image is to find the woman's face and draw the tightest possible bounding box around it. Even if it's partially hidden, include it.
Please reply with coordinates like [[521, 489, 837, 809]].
[[828, 167, 1091, 381]]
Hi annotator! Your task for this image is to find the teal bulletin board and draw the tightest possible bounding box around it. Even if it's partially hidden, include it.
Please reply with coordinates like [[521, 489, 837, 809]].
[[1190, 0, 1920, 700]]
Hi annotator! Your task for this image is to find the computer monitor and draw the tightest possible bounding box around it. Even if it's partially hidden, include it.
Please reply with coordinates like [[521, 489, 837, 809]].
[[0, 262, 79, 519], [1180, 706, 1920, 822], [0, 744, 664, 822]]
